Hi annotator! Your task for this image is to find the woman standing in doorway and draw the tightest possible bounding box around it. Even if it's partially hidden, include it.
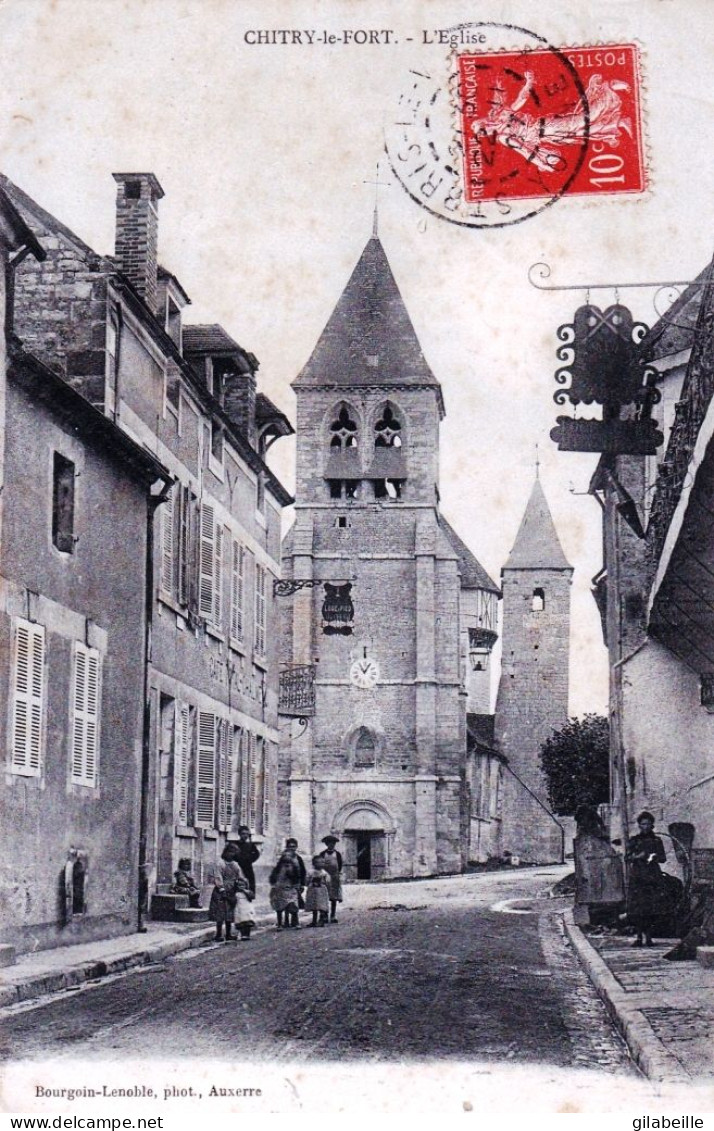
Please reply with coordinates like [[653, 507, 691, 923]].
[[318, 834, 343, 923], [626, 811, 667, 947]]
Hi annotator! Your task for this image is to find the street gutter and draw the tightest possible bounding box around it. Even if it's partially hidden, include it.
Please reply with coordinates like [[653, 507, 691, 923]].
[[563, 908, 690, 1083]]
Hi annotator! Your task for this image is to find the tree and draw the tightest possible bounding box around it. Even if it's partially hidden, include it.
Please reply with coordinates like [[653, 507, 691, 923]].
[[539, 713, 609, 816]]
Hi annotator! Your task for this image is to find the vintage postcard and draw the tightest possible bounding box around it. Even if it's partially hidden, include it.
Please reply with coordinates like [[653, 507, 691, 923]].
[[1, 0, 714, 1120]]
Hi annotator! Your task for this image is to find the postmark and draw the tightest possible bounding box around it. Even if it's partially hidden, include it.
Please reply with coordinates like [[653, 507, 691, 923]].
[[384, 23, 646, 228]]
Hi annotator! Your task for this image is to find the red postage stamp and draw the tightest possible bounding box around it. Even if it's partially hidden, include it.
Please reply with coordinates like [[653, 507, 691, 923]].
[[457, 43, 645, 203]]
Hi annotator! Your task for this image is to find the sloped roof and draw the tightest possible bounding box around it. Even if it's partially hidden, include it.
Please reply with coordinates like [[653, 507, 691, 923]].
[[440, 515, 500, 594], [182, 323, 256, 370], [639, 262, 712, 363], [294, 235, 443, 412], [504, 479, 572, 571]]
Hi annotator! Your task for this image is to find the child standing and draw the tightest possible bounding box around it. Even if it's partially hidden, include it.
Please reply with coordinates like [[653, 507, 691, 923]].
[[209, 844, 255, 942], [304, 855, 330, 927], [269, 847, 302, 929]]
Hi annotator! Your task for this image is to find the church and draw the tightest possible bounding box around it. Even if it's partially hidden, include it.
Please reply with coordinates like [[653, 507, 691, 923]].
[[277, 225, 572, 877]]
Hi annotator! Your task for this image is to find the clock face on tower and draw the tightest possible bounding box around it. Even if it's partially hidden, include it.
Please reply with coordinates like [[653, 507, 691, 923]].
[[349, 656, 380, 689]]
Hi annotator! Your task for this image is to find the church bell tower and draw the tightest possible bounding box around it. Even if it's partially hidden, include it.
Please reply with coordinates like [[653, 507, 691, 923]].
[[494, 476, 573, 863], [278, 227, 496, 879]]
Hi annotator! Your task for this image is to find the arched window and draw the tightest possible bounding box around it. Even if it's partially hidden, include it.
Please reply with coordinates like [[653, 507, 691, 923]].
[[374, 405, 402, 448], [532, 587, 545, 612], [354, 727, 376, 768], [371, 404, 406, 500], [330, 405, 358, 449]]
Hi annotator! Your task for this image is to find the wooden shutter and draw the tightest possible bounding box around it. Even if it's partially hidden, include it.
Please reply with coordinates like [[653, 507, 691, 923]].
[[213, 523, 224, 630], [198, 502, 215, 619], [10, 619, 45, 776], [230, 541, 245, 641], [71, 643, 101, 787], [160, 487, 177, 596], [236, 728, 249, 825], [177, 485, 191, 607], [176, 702, 190, 825], [254, 564, 266, 656], [217, 719, 232, 829], [248, 731, 258, 828], [196, 710, 216, 826], [256, 737, 268, 836]]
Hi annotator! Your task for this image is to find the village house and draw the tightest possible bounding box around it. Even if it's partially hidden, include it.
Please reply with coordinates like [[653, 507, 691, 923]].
[[1, 171, 293, 927], [586, 261, 714, 885], [0, 186, 173, 956]]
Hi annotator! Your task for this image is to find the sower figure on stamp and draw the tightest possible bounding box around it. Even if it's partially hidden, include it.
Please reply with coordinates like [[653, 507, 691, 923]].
[[209, 843, 256, 942], [318, 835, 343, 923], [626, 811, 667, 947], [304, 854, 331, 927]]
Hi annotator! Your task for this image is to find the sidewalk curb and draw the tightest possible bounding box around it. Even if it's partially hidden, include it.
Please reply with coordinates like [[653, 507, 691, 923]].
[[0, 914, 276, 1010], [563, 909, 690, 1083]]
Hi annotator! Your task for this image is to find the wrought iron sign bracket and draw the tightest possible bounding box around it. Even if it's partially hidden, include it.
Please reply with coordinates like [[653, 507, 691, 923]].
[[273, 578, 323, 597]]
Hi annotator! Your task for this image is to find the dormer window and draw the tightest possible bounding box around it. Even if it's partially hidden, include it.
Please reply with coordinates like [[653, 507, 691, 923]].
[[166, 296, 181, 348]]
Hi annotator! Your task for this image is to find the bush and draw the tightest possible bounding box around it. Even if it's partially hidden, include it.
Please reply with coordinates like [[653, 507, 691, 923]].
[[539, 713, 609, 816]]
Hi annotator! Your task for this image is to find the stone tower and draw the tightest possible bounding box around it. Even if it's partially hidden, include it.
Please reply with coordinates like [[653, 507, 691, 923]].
[[278, 231, 497, 880], [494, 477, 573, 863]]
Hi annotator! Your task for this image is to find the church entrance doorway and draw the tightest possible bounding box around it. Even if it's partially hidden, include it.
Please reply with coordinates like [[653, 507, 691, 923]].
[[356, 832, 372, 879], [343, 828, 387, 881]]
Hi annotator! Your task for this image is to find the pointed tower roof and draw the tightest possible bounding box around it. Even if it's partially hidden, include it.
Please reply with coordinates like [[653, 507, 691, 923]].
[[504, 479, 572, 571], [294, 235, 444, 414]]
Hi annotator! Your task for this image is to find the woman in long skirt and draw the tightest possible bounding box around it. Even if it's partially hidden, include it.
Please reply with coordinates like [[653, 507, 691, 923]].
[[626, 811, 667, 947], [318, 835, 343, 923]]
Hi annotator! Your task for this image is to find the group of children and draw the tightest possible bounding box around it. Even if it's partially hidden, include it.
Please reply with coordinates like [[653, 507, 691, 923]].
[[171, 831, 343, 943], [269, 835, 343, 930]]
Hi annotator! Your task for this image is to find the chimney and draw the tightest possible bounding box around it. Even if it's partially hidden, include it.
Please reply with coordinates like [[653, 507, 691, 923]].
[[112, 172, 164, 313]]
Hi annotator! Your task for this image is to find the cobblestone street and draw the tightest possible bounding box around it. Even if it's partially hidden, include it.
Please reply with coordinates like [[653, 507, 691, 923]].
[[1, 870, 634, 1074]]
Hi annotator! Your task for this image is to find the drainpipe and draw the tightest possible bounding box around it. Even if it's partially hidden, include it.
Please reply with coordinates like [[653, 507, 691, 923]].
[[137, 477, 173, 932]]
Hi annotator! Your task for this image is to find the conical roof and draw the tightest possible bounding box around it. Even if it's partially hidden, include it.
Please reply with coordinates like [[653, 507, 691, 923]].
[[504, 479, 572, 571], [294, 235, 443, 409]]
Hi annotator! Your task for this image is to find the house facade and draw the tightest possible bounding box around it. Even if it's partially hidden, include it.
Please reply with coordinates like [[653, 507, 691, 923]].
[[2, 171, 292, 921], [589, 265, 714, 881], [0, 185, 174, 954]]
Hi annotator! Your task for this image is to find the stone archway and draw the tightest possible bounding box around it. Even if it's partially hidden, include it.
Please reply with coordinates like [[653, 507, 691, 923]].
[[331, 799, 396, 882]]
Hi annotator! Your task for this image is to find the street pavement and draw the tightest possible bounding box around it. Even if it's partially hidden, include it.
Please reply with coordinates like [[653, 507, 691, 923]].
[[1, 868, 635, 1071]]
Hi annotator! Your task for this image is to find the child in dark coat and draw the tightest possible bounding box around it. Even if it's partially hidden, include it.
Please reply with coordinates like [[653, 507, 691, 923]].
[[170, 858, 201, 908]]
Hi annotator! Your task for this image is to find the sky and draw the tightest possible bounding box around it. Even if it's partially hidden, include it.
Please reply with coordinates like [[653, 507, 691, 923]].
[[1, 0, 713, 716]]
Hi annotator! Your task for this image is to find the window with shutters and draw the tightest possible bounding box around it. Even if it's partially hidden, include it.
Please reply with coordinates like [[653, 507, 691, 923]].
[[160, 486, 178, 598], [261, 740, 271, 833], [247, 731, 258, 828], [10, 618, 45, 777], [177, 485, 192, 608], [52, 453, 76, 554], [230, 541, 245, 644], [217, 719, 234, 830], [254, 564, 267, 657], [195, 710, 217, 827], [235, 727, 249, 826], [70, 642, 101, 787], [198, 501, 216, 622], [175, 702, 190, 825], [213, 523, 224, 631]]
